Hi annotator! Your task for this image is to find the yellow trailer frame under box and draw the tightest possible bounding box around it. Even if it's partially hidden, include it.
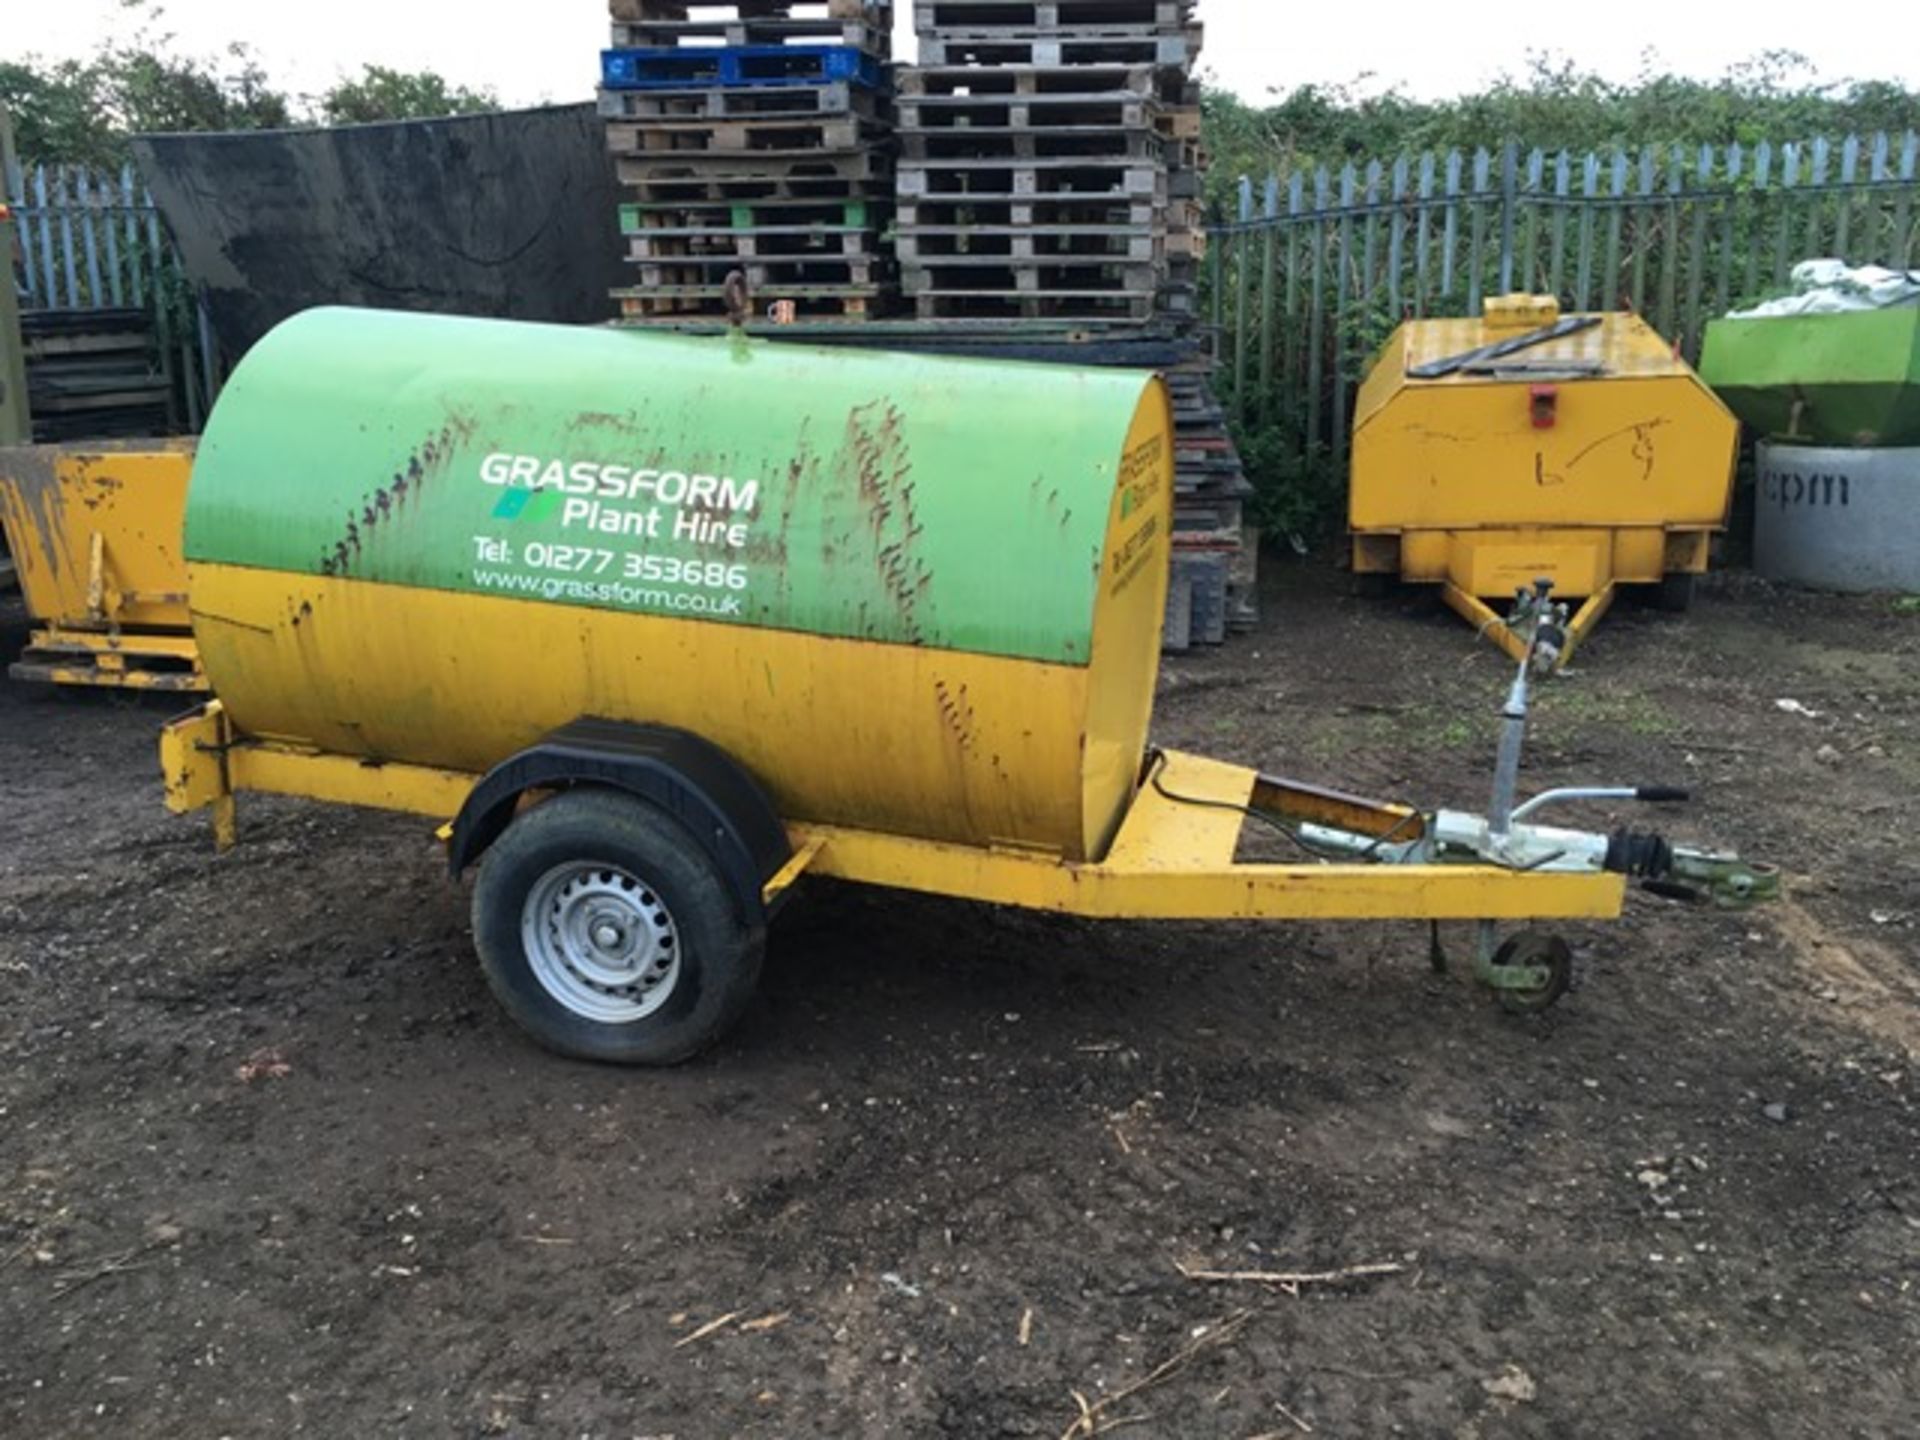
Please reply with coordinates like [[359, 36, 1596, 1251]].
[[1351, 296, 1739, 669], [0, 441, 206, 690]]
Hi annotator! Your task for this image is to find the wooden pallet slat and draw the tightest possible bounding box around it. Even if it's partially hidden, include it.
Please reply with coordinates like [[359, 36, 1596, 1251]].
[[903, 256, 1163, 292], [916, 30, 1198, 68], [896, 95, 1159, 129], [896, 61, 1186, 100], [621, 196, 877, 230], [635, 254, 887, 285], [616, 283, 881, 320], [913, 0, 1190, 31], [897, 194, 1195, 226], [897, 230, 1164, 262], [599, 80, 882, 120], [609, 17, 890, 52], [621, 170, 894, 201], [616, 147, 889, 184], [612, 0, 889, 18], [900, 126, 1167, 162], [898, 160, 1167, 198], [606, 114, 882, 155], [627, 227, 880, 258]]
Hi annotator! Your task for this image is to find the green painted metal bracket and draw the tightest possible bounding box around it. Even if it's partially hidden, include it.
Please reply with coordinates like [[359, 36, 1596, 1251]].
[[1671, 853, 1784, 910]]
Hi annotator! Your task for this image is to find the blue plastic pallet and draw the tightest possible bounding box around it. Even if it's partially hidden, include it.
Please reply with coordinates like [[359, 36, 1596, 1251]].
[[601, 46, 883, 93]]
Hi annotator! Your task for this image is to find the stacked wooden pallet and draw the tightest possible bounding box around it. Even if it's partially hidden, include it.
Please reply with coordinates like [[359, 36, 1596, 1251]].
[[599, 0, 897, 320], [890, 4, 1250, 647], [21, 309, 172, 443], [894, 0, 1204, 322], [1164, 355, 1255, 649]]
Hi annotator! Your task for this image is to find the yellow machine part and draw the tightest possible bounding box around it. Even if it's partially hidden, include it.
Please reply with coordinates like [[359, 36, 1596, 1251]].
[[1350, 304, 1739, 598], [0, 441, 205, 689]]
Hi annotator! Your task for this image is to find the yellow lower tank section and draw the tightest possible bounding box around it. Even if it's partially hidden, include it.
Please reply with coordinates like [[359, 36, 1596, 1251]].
[[1350, 304, 1738, 595], [192, 569, 1107, 858]]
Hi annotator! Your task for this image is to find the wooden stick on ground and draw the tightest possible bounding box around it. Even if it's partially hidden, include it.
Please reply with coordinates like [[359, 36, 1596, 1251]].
[[672, 1310, 742, 1349], [1174, 1260, 1406, 1292], [1273, 1397, 1316, 1433], [1058, 1310, 1253, 1440], [49, 1246, 153, 1301]]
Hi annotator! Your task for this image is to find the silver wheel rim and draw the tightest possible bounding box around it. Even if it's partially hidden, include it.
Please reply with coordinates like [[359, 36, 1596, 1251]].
[[520, 861, 680, 1023]]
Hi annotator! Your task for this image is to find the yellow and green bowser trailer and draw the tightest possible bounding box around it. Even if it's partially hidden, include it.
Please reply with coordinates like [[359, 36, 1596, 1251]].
[[159, 308, 1775, 1064]]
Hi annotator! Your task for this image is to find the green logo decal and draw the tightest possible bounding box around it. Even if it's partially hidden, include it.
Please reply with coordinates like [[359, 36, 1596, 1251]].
[[491, 488, 561, 522]]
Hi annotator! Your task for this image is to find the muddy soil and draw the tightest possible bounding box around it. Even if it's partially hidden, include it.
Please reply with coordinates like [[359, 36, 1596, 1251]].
[[1, 568, 1916, 1439]]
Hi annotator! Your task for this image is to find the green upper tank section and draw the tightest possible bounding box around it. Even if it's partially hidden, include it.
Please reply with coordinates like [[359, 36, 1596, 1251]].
[[187, 307, 1161, 665], [1699, 307, 1920, 446]]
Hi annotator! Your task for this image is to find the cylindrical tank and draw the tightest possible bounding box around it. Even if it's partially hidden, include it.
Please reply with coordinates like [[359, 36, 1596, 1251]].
[[186, 308, 1173, 861], [1755, 442, 1920, 592]]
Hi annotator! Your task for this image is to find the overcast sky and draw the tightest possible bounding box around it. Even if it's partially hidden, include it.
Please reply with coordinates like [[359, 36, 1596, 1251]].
[[10, 0, 1904, 109]]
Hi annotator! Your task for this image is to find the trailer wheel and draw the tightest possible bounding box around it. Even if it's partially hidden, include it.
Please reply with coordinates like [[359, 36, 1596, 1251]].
[[471, 788, 762, 1065], [1491, 931, 1575, 1014]]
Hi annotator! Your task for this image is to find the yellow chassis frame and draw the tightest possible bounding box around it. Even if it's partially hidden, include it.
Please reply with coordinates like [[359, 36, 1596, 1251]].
[[10, 624, 206, 691], [161, 702, 1625, 923], [1443, 581, 1617, 672], [1354, 525, 1714, 673]]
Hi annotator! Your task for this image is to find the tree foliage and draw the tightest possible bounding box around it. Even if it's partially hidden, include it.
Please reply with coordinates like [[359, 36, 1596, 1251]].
[[0, 2, 496, 166], [1200, 50, 1920, 206], [318, 66, 499, 128]]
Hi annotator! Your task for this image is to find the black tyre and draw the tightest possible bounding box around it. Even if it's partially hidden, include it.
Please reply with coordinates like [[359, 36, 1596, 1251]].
[[471, 788, 763, 1064], [1350, 570, 1394, 600], [1655, 572, 1696, 613]]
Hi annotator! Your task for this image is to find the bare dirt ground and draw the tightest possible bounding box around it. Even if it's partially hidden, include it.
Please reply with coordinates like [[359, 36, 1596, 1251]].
[[2, 566, 1916, 1439]]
